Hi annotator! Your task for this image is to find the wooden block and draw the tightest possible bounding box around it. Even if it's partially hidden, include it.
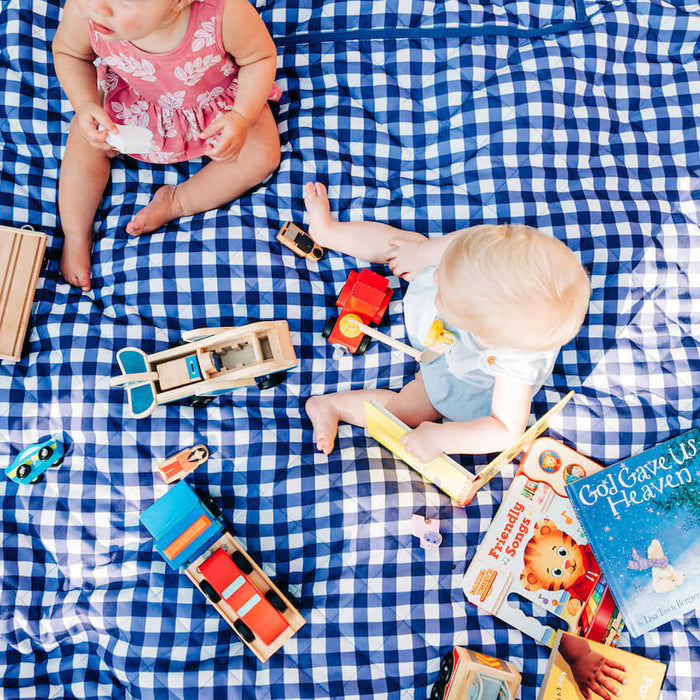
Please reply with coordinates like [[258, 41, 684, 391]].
[[157, 356, 199, 391], [0, 225, 48, 361]]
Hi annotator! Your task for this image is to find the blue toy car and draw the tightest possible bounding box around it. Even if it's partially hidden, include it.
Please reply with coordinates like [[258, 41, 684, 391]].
[[5, 437, 65, 484]]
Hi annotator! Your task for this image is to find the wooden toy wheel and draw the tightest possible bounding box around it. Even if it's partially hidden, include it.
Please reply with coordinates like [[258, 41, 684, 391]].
[[195, 489, 221, 518], [232, 550, 253, 575], [272, 579, 300, 608], [439, 652, 453, 682], [355, 335, 371, 356], [265, 589, 288, 613], [430, 680, 444, 700], [322, 316, 336, 339], [188, 395, 214, 408], [199, 580, 221, 604], [256, 372, 286, 390], [233, 619, 255, 644]]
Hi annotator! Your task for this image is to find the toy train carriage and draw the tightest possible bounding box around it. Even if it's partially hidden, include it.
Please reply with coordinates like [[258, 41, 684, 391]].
[[111, 321, 297, 418], [431, 647, 521, 700], [140, 482, 304, 663], [323, 268, 393, 354]]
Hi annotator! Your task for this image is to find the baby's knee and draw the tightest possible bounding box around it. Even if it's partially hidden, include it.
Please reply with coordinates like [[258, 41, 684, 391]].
[[258, 140, 281, 179]]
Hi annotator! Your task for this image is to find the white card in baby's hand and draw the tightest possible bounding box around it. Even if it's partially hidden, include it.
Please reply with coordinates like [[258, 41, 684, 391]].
[[106, 125, 154, 155]]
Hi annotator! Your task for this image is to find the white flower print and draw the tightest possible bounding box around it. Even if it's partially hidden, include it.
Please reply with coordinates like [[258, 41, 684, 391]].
[[104, 54, 157, 81], [158, 91, 186, 111], [182, 109, 202, 143], [157, 91, 186, 139], [173, 54, 221, 86], [111, 99, 150, 128], [101, 68, 120, 95], [197, 86, 226, 110], [221, 59, 238, 77], [192, 20, 216, 51]]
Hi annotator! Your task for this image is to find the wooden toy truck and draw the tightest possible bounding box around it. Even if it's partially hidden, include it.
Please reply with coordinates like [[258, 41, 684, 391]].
[[0, 225, 47, 361], [430, 647, 521, 700], [111, 321, 298, 418], [140, 481, 305, 662], [277, 222, 324, 262]]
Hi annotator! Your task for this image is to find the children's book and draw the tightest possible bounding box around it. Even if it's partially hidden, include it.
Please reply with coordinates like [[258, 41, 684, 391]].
[[463, 437, 625, 648], [565, 429, 700, 638], [364, 400, 478, 506], [538, 630, 666, 699]]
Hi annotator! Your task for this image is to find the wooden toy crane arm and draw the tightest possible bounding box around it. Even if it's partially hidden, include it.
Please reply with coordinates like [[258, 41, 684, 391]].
[[340, 316, 455, 363]]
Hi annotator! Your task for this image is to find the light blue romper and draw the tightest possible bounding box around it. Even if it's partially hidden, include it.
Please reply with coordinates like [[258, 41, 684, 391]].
[[403, 267, 560, 422]]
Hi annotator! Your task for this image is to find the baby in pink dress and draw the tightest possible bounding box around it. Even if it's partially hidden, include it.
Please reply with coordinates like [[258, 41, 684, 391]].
[[53, 0, 282, 291]]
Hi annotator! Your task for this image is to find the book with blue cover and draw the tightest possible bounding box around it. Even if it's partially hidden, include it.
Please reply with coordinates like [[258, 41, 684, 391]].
[[565, 429, 700, 637]]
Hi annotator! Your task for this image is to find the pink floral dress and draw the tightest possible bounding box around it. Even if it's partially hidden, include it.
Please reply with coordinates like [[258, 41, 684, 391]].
[[90, 0, 281, 163]]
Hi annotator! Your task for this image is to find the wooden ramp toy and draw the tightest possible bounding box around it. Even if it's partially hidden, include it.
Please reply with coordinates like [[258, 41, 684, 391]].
[[0, 225, 47, 361]]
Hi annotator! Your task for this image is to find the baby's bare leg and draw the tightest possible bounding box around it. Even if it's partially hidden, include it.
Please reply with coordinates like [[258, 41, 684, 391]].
[[303, 182, 425, 263], [305, 376, 441, 454], [58, 117, 113, 291], [127, 105, 280, 236]]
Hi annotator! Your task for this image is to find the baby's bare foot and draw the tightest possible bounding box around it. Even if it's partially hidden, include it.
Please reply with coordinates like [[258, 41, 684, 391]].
[[126, 185, 182, 236], [303, 182, 336, 245], [60, 232, 93, 292], [305, 394, 341, 455]]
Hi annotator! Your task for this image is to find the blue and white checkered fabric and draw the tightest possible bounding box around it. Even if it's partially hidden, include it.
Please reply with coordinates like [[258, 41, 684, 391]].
[[1, 0, 699, 697]]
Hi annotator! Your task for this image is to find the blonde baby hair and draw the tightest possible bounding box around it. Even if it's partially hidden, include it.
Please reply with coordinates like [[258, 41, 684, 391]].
[[439, 224, 591, 352]]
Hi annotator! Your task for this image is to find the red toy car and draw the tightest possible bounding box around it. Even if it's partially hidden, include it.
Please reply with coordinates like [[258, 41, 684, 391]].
[[322, 269, 393, 354], [198, 547, 290, 648]]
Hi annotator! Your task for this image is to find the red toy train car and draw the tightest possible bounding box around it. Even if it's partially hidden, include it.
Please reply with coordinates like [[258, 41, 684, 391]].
[[322, 268, 393, 354]]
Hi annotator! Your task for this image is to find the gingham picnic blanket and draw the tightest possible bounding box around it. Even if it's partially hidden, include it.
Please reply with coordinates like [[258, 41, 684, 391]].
[[0, 0, 698, 697]]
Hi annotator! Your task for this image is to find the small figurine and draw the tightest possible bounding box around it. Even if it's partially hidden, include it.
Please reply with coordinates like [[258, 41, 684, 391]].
[[277, 222, 324, 261], [411, 514, 442, 549], [156, 444, 209, 484], [5, 436, 65, 484]]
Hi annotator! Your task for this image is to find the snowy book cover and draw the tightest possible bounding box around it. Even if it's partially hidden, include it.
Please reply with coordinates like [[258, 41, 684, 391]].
[[565, 429, 700, 637]]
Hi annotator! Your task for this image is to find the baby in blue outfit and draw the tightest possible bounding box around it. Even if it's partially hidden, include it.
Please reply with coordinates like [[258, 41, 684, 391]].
[[303, 182, 591, 462]]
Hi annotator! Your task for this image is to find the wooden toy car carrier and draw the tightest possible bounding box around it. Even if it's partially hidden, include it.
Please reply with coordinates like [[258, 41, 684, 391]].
[[0, 225, 47, 361], [140, 481, 305, 662]]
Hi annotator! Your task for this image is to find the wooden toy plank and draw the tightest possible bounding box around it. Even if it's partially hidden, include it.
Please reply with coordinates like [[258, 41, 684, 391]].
[[0, 226, 47, 361]]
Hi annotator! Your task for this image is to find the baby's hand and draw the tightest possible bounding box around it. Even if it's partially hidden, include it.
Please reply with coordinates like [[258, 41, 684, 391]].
[[386, 237, 428, 280], [568, 650, 627, 699], [200, 110, 250, 161], [400, 422, 444, 463], [76, 102, 117, 152]]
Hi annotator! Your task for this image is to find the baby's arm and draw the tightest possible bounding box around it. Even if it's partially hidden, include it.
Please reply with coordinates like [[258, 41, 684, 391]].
[[400, 376, 531, 462], [558, 634, 627, 699], [52, 0, 116, 149], [199, 0, 278, 160]]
